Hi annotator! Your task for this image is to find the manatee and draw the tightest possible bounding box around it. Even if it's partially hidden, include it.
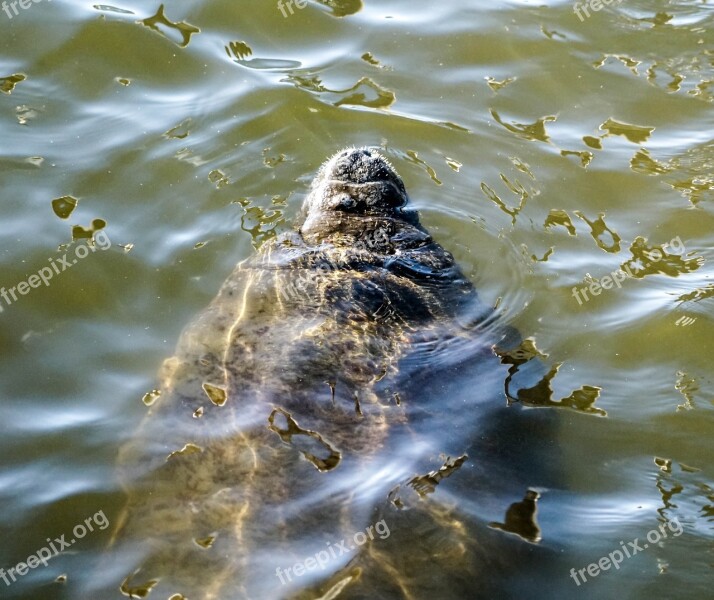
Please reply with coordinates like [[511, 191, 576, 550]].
[[104, 147, 542, 600]]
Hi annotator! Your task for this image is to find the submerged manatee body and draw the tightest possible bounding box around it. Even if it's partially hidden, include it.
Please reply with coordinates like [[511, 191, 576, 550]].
[[105, 148, 545, 600]]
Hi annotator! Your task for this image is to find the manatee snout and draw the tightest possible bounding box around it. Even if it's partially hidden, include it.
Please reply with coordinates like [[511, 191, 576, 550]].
[[301, 148, 409, 236], [327, 147, 404, 188]]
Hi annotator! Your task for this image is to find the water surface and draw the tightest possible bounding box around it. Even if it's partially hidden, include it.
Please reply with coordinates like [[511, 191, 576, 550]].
[[0, 0, 712, 598]]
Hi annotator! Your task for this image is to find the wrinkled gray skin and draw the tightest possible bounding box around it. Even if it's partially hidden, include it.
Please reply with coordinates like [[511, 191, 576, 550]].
[[105, 148, 520, 600]]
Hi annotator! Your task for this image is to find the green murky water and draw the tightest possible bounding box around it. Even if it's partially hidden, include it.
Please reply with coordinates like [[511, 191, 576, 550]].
[[1, 0, 712, 598]]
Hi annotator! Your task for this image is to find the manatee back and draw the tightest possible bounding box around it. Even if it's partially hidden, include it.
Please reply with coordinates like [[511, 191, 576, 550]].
[[107, 226, 517, 600]]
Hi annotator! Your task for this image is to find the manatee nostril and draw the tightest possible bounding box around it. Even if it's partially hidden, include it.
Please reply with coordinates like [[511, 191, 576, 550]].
[[340, 148, 372, 163]]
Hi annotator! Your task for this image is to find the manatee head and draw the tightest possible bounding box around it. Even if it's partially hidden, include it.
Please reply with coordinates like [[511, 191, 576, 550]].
[[300, 147, 411, 238]]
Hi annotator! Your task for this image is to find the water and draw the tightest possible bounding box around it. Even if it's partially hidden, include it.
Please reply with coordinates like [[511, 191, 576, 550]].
[[0, 0, 712, 598]]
